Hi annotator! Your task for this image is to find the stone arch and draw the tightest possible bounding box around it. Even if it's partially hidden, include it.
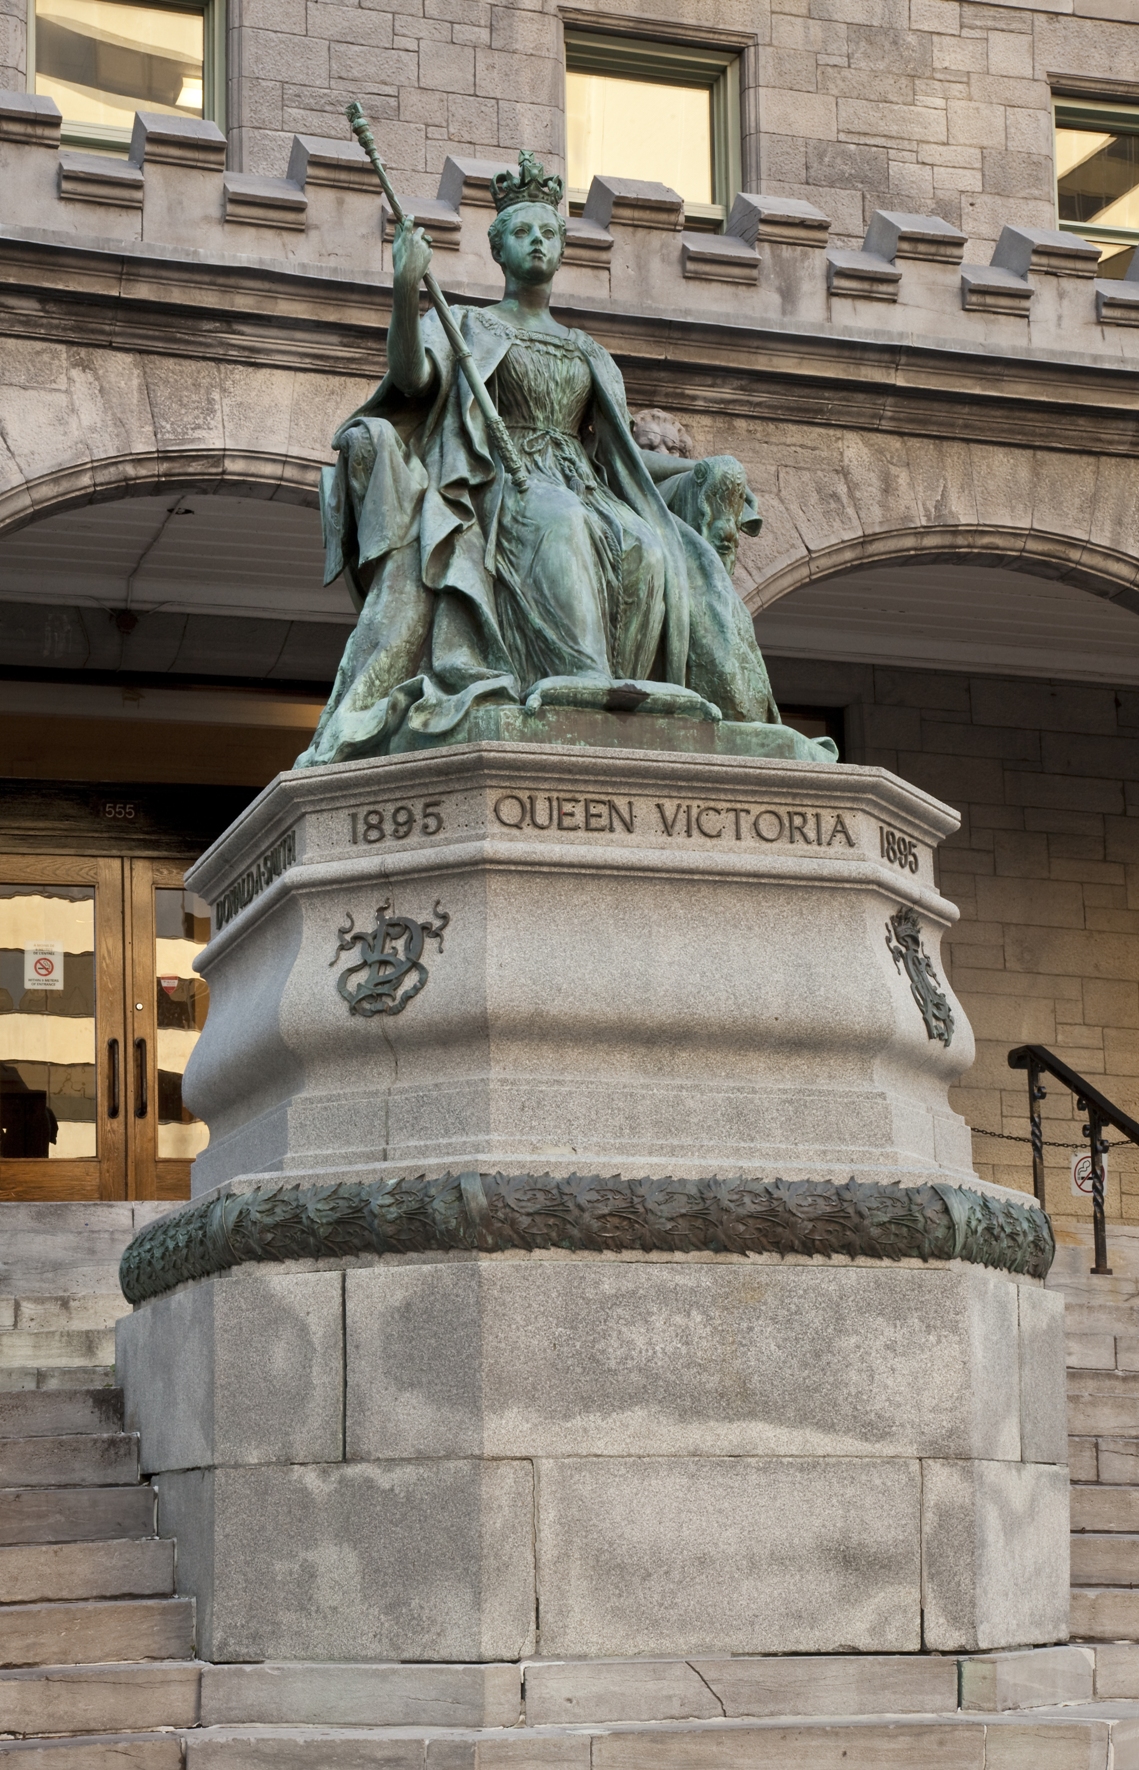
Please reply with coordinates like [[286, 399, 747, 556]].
[[756, 527, 1139, 615], [0, 454, 323, 538], [0, 343, 371, 538], [710, 425, 1139, 620]]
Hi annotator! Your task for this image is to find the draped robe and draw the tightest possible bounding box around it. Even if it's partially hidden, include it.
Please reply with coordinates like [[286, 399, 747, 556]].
[[296, 305, 779, 767]]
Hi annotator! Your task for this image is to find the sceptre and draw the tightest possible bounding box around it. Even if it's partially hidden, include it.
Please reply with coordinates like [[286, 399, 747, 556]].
[[345, 101, 528, 492]]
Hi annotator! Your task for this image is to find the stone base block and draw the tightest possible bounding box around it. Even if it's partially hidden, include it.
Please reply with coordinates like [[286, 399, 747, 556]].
[[536, 1452, 921, 1657], [176, 1710, 1139, 1770], [922, 1459, 1071, 1652], [959, 1647, 1094, 1713], [118, 1252, 1069, 1662], [195, 1647, 1111, 1731], [155, 1461, 537, 1664], [201, 1662, 521, 1728]]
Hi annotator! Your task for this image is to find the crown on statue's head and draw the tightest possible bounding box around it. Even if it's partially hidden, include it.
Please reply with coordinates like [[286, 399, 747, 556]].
[[490, 151, 564, 215]]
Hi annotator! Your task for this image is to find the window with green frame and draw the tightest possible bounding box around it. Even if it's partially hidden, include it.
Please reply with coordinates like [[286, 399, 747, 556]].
[[30, 0, 224, 154], [564, 29, 741, 231], [1055, 99, 1139, 280]]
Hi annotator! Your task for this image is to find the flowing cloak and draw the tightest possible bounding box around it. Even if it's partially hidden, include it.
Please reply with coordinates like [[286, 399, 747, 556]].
[[297, 305, 778, 767]]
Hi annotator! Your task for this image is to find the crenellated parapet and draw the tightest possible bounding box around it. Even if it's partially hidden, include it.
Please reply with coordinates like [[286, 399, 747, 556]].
[[0, 89, 1136, 361]]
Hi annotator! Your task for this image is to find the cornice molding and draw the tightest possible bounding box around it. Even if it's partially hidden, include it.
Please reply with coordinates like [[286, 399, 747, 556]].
[[2, 229, 1139, 456]]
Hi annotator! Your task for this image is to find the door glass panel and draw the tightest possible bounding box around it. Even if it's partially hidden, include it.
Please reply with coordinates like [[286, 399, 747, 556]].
[[0, 885, 96, 1159], [154, 887, 209, 1159]]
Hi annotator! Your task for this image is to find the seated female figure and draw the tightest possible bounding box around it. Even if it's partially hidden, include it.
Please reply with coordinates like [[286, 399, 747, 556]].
[[297, 152, 781, 767]]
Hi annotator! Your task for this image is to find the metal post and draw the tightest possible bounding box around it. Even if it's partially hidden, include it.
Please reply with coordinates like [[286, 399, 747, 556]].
[[1081, 1098, 1112, 1276], [1026, 1056, 1046, 1207]]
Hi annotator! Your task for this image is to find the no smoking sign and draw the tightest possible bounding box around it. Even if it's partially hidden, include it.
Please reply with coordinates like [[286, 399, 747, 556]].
[[1072, 1150, 1109, 1199], [23, 943, 64, 992]]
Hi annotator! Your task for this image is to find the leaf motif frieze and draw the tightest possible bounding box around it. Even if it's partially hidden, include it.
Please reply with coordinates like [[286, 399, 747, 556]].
[[119, 1172, 1054, 1304]]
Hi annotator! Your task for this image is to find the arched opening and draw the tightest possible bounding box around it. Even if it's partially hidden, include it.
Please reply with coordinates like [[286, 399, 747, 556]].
[[754, 556, 1139, 686], [0, 483, 345, 1205]]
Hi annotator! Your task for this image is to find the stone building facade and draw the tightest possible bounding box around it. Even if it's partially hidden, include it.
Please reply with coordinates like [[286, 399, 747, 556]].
[[0, 0, 1136, 1232], [3, 0, 1131, 248]]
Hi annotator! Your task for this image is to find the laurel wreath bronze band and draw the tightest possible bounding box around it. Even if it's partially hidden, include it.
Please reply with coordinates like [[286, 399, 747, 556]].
[[119, 1173, 1054, 1303]]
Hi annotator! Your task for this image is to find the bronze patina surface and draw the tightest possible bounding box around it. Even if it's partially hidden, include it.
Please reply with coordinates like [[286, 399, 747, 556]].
[[120, 1172, 1054, 1303], [298, 152, 834, 768]]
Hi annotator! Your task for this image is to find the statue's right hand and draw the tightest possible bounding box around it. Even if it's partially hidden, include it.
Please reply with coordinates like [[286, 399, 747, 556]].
[[393, 216, 433, 288]]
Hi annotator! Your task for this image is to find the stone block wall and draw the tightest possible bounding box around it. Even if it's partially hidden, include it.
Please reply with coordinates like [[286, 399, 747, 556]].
[[231, 0, 1139, 257], [767, 651, 1139, 1231], [759, 0, 1137, 251], [4, 0, 1134, 258]]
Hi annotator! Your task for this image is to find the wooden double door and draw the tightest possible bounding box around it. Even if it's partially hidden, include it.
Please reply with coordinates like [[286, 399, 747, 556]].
[[0, 855, 208, 1201]]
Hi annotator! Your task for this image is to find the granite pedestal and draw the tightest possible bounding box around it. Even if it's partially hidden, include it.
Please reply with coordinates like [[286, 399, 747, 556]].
[[116, 737, 1069, 1674], [181, 739, 978, 1194]]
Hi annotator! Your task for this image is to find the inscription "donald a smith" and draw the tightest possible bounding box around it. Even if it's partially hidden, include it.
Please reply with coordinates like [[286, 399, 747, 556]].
[[493, 794, 856, 847]]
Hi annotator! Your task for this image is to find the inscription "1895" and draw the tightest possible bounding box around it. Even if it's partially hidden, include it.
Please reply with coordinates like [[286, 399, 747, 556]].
[[880, 824, 920, 873], [349, 800, 444, 844]]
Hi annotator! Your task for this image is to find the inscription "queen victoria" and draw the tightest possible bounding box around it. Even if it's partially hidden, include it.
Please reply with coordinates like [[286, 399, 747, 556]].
[[492, 793, 857, 847]]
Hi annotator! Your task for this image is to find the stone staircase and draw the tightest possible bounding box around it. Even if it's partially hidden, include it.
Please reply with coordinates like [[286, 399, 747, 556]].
[[1055, 1225, 1139, 1689], [0, 1385, 198, 1763], [8, 1206, 1139, 1763], [0, 1205, 169, 1394], [0, 1296, 121, 1394]]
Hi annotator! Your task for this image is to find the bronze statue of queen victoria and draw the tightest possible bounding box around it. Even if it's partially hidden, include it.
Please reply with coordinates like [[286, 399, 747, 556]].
[[298, 151, 790, 767]]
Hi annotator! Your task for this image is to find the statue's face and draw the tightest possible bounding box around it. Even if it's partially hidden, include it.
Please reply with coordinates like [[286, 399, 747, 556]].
[[496, 203, 564, 283]]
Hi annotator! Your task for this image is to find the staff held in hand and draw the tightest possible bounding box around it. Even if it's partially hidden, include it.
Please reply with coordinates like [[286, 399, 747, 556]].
[[344, 100, 528, 492]]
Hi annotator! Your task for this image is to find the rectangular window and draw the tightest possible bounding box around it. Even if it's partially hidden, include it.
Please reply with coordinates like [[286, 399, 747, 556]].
[[31, 0, 223, 154], [1055, 99, 1139, 280], [564, 29, 741, 231]]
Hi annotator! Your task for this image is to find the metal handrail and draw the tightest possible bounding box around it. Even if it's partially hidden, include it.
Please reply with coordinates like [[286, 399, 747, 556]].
[[1009, 1044, 1139, 1277]]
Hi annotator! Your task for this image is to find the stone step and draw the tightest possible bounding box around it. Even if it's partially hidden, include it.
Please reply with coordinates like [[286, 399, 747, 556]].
[[1069, 1395, 1139, 1436], [197, 1647, 1101, 1731], [1069, 1370, 1139, 1397], [1071, 1533, 1139, 1586], [1072, 1586, 1139, 1640], [175, 1710, 1139, 1768], [0, 1202, 170, 1302], [1097, 1441, 1139, 1485], [1064, 1303, 1139, 1338], [0, 1733, 183, 1765], [1049, 1262, 1139, 1304], [1066, 1334, 1139, 1373], [1097, 1645, 1139, 1701], [0, 1334, 116, 1373], [0, 1488, 154, 1547], [0, 1371, 115, 1397], [0, 1660, 201, 1737], [0, 1391, 122, 1442], [0, 1539, 174, 1603], [1068, 1332, 1118, 1369], [0, 1597, 194, 1668], [2, 1298, 128, 1335], [1072, 1485, 1139, 1533], [0, 1436, 138, 1491]]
